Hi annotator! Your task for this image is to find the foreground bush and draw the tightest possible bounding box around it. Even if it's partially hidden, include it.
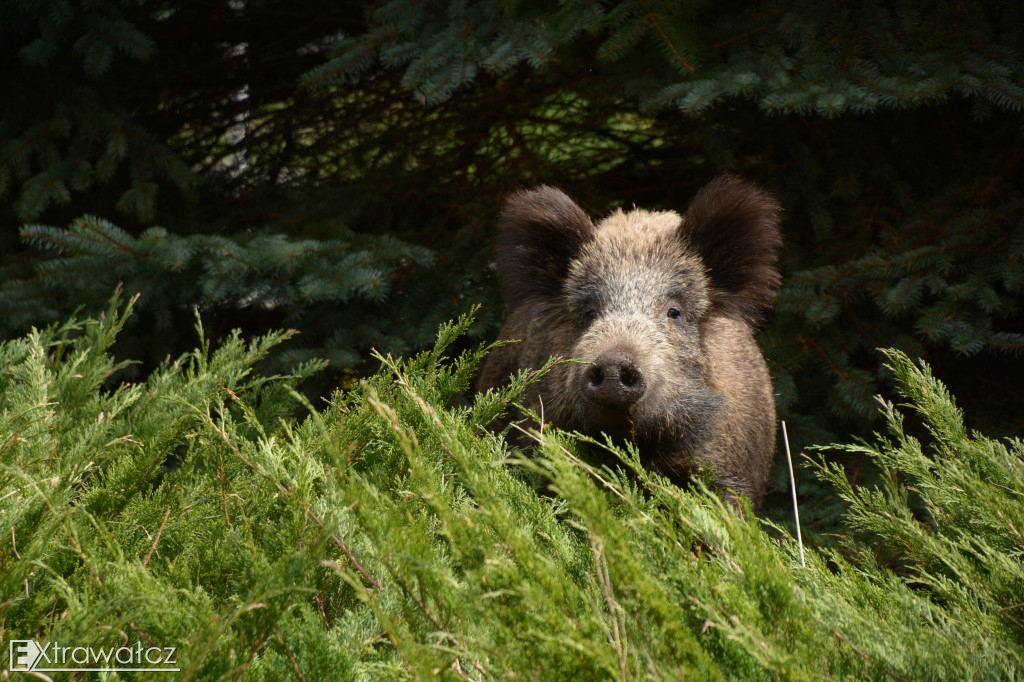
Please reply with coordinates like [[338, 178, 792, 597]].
[[1, 301, 1021, 679]]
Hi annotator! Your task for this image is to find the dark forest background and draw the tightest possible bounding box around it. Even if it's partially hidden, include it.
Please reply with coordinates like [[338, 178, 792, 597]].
[[2, 0, 1022, 526]]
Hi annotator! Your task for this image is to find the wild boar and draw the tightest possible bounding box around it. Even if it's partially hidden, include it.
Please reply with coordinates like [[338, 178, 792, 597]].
[[477, 175, 782, 510]]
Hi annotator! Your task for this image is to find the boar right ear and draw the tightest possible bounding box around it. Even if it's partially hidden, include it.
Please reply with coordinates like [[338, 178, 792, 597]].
[[497, 186, 595, 308], [681, 175, 782, 327]]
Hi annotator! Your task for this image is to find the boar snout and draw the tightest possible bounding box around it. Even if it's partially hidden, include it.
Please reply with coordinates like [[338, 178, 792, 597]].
[[581, 351, 647, 407]]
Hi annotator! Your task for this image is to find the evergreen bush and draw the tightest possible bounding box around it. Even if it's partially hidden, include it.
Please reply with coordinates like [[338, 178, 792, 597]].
[[2, 305, 1020, 679]]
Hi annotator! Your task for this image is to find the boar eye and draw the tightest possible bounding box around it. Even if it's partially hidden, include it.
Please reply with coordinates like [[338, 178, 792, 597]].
[[667, 307, 682, 319]]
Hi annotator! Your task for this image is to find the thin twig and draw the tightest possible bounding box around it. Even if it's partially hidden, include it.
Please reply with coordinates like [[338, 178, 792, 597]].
[[831, 628, 909, 681], [276, 635, 306, 682], [307, 510, 383, 591], [143, 508, 171, 567], [783, 421, 805, 567]]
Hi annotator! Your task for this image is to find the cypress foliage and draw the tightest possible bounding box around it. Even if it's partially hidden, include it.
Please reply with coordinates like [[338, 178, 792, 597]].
[[2, 306, 1020, 678]]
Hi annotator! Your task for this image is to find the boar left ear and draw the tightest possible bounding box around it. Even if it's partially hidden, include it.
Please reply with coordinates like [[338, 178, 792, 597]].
[[680, 174, 782, 326], [497, 185, 596, 308]]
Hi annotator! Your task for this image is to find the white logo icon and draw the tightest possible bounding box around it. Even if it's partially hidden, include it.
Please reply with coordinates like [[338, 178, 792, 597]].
[[9, 640, 42, 671]]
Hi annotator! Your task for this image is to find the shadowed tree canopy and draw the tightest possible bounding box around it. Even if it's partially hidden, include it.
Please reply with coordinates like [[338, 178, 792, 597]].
[[2, 0, 1023, 518]]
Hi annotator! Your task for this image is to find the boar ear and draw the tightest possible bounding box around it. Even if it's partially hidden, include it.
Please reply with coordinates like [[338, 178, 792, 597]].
[[681, 175, 782, 326], [497, 185, 596, 307]]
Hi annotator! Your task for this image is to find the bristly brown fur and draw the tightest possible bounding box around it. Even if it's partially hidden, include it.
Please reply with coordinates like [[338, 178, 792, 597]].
[[480, 175, 783, 511], [680, 174, 782, 327], [497, 186, 595, 309]]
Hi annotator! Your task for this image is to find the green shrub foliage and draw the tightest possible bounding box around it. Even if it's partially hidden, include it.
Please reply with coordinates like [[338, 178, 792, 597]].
[[2, 306, 1020, 679]]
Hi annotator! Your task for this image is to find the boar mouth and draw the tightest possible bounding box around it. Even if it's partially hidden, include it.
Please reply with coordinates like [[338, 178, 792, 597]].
[[576, 389, 667, 445], [576, 387, 725, 479], [577, 401, 696, 484], [580, 402, 640, 442]]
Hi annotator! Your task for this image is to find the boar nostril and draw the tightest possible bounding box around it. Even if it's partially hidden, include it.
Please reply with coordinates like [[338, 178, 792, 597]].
[[585, 366, 605, 390], [581, 352, 646, 407], [619, 365, 640, 389]]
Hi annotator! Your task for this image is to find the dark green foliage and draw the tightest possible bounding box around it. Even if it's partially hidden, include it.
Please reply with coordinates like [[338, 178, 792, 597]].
[[2, 0, 1023, 524], [2, 307, 1021, 678], [4, 215, 433, 372], [1, 0, 186, 222]]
